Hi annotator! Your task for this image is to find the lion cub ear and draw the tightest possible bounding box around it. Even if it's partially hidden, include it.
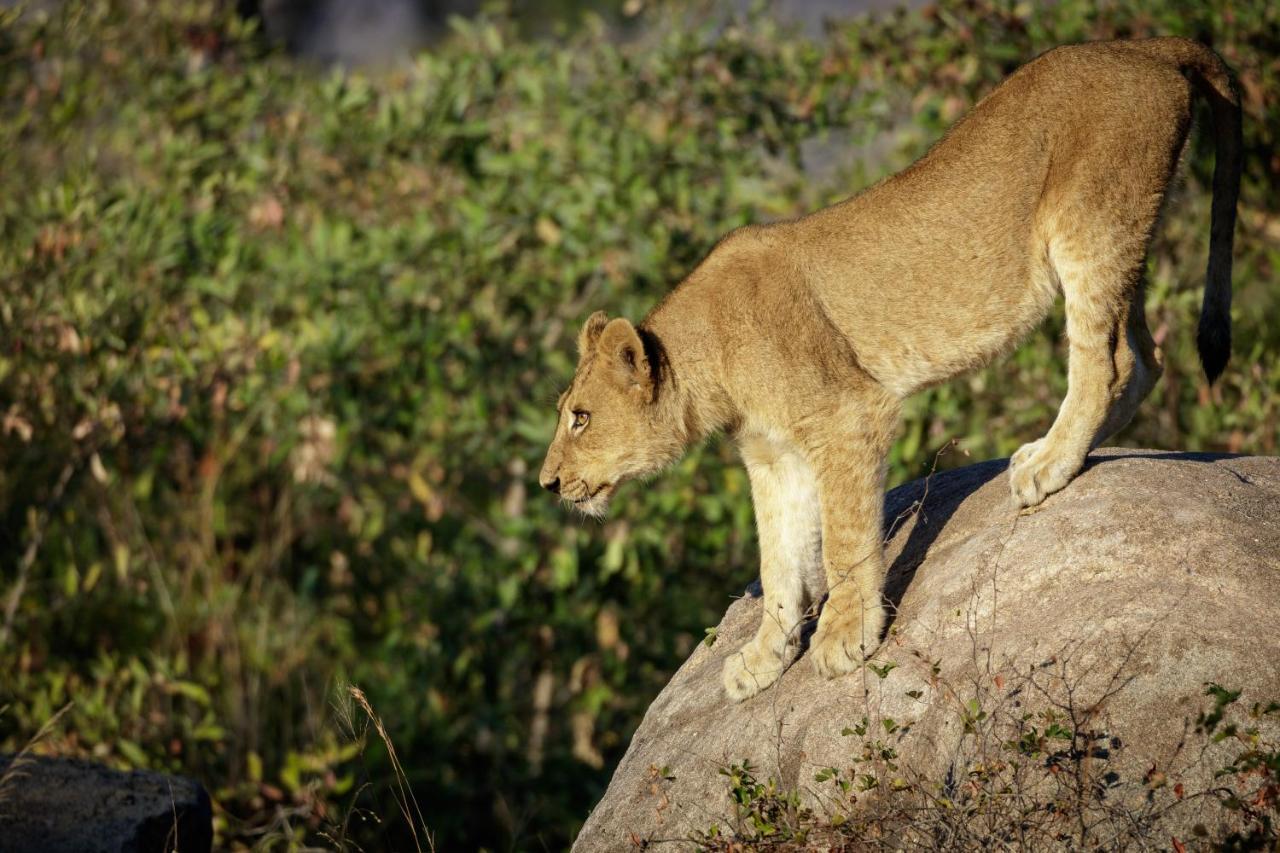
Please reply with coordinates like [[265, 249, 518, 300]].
[[598, 317, 653, 398], [577, 311, 610, 363]]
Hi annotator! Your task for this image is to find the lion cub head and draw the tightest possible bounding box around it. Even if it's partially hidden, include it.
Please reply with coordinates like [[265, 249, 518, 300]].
[[539, 311, 683, 518]]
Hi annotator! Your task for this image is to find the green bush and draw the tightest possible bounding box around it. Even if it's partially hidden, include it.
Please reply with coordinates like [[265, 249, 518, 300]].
[[0, 0, 1276, 849]]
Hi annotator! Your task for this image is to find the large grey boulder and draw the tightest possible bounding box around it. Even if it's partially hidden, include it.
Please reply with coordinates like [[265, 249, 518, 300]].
[[0, 754, 211, 853], [574, 450, 1280, 850]]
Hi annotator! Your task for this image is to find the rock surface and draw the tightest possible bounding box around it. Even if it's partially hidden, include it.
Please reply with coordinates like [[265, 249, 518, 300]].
[[573, 450, 1280, 850], [0, 754, 212, 853]]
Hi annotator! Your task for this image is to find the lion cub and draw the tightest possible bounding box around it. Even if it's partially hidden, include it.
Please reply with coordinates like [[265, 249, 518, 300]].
[[539, 38, 1241, 701]]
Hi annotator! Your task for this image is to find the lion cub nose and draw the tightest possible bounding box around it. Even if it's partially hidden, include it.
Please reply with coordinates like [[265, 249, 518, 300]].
[[541, 476, 561, 495]]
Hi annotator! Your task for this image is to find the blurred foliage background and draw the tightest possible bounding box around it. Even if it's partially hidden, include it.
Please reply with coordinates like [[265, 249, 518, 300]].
[[0, 0, 1276, 849]]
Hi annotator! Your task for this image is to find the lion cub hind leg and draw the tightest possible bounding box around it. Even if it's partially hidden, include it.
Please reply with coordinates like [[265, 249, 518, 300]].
[[797, 388, 900, 680], [1011, 74, 1188, 506], [1093, 286, 1164, 448], [1011, 241, 1149, 507], [724, 434, 822, 702]]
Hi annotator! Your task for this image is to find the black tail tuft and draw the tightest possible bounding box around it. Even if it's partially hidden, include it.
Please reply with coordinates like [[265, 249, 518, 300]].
[[1197, 311, 1231, 385]]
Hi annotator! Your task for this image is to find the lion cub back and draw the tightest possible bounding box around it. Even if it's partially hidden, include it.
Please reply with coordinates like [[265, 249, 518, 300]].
[[770, 40, 1202, 397]]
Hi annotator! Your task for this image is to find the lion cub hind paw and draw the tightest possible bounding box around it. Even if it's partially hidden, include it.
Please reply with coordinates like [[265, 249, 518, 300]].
[[1008, 445, 1081, 508], [722, 646, 784, 702], [810, 634, 866, 679], [809, 607, 883, 680]]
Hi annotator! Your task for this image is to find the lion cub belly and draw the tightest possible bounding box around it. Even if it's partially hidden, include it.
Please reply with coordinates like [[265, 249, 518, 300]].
[[837, 249, 1061, 398]]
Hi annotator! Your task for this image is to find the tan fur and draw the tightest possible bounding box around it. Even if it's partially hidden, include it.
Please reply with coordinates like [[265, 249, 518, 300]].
[[539, 38, 1242, 701]]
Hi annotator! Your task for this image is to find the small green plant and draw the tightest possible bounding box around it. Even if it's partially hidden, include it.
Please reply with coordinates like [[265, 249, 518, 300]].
[[1195, 683, 1280, 849], [702, 760, 815, 845], [867, 661, 897, 680]]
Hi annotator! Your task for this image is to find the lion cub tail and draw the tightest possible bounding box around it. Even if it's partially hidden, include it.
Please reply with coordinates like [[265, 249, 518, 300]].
[[1133, 37, 1243, 384]]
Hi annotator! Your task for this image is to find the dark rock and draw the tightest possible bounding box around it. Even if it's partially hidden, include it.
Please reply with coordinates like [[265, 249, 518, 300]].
[[0, 754, 211, 853]]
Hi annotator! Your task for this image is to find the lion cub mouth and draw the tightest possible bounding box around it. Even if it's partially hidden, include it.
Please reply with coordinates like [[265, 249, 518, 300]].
[[563, 480, 609, 501], [567, 482, 614, 517]]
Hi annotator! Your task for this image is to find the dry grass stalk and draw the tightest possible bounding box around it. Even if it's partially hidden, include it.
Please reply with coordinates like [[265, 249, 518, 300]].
[[0, 702, 74, 818], [346, 685, 435, 853]]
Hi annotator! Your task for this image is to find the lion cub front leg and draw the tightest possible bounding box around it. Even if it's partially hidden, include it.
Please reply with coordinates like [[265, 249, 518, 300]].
[[801, 397, 898, 679], [723, 435, 822, 702]]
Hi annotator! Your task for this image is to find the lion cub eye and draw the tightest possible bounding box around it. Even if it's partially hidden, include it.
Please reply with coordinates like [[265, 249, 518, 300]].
[[571, 411, 590, 431]]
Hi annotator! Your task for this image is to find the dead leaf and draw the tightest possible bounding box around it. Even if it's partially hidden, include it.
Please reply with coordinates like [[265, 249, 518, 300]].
[[248, 194, 285, 230], [535, 216, 562, 246]]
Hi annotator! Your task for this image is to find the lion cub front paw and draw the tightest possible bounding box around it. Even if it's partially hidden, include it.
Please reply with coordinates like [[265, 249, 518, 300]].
[[723, 643, 785, 702], [1008, 440, 1082, 508], [810, 603, 885, 680]]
